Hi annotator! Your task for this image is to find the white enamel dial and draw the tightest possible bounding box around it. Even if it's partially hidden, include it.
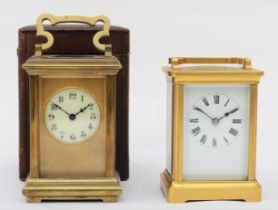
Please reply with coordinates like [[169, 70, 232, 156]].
[[45, 88, 101, 144], [188, 93, 242, 148], [183, 84, 250, 180]]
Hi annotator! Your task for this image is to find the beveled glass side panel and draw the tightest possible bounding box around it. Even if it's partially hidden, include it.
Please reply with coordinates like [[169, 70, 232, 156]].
[[166, 81, 173, 174]]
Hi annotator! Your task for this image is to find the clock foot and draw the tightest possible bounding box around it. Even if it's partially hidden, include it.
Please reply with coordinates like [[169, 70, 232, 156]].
[[160, 170, 261, 203], [102, 197, 118, 202], [23, 176, 122, 203], [27, 197, 42, 203]]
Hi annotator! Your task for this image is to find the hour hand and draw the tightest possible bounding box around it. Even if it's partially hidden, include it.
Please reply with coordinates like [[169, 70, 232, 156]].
[[193, 106, 213, 120], [218, 107, 239, 121], [51, 102, 70, 116], [74, 103, 94, 116]]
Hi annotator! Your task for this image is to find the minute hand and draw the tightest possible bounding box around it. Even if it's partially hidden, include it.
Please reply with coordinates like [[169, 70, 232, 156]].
[[218, 107, 239, 121], [51, 102, 70, 116], [193, 106, 213, 120]]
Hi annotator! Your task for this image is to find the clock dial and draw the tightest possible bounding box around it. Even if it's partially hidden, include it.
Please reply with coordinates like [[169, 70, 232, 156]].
[[45, 88, 101, 144], [188, 93, 242, 148]]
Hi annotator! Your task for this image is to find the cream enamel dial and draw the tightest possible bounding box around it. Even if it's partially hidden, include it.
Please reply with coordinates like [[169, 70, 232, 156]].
[[45, 88, 101, 144]]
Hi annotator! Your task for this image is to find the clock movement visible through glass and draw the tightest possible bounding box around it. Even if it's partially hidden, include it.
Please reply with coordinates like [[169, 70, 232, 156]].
[[45, 88, 101, 144]]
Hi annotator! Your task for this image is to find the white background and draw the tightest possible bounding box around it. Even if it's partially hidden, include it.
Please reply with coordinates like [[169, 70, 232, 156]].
[[0, 0, 277, 209]]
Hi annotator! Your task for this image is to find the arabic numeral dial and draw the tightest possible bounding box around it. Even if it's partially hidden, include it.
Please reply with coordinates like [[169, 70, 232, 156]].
[[45, 88, 101, 144]]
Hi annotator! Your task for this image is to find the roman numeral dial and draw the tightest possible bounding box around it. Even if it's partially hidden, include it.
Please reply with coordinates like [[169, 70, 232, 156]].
[[188, 92, 243, 148]]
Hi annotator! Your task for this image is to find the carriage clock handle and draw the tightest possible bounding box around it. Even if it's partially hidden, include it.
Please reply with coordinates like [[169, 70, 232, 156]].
[[169, 57, 252, 70], [35, 13, 111, 56]]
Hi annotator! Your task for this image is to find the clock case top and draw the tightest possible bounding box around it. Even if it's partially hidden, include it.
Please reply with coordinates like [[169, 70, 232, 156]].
[[18, 24, 130, 181], [163, 57, 263, 84]]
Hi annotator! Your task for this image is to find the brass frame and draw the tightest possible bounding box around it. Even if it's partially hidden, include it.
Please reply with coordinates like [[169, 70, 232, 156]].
[[161, 57, 264, 203], [22, 55, 122, 202]]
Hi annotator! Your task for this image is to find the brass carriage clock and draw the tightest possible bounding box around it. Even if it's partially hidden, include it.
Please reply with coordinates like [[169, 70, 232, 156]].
[[161, 57, 264, 203], [22, 14, 122, 202]]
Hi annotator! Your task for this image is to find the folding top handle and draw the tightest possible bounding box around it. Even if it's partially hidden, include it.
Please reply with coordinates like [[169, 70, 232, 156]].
[[35, 13, 111, 56], [169, 57, 252, 69]]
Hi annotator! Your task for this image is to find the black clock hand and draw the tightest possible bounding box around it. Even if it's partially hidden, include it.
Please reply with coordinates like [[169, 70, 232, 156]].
[[193, 106, 213, 120], [74, 103, 94, 116], [51, 102, 70, 116], [218, 107, 239, 121]]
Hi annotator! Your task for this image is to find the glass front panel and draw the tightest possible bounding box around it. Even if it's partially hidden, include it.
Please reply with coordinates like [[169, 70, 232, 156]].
[[183, 84, 250, 180], [39, 78, 107, 178]]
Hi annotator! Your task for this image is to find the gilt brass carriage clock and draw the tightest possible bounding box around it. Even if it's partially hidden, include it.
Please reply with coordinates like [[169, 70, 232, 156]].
[[161, 57, 264, 203], [22, 14, 122, 202]]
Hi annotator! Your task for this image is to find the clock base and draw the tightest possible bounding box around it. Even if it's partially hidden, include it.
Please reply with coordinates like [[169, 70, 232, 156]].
[[160, 170, 261, 203], [23, 175, 122, 203]]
